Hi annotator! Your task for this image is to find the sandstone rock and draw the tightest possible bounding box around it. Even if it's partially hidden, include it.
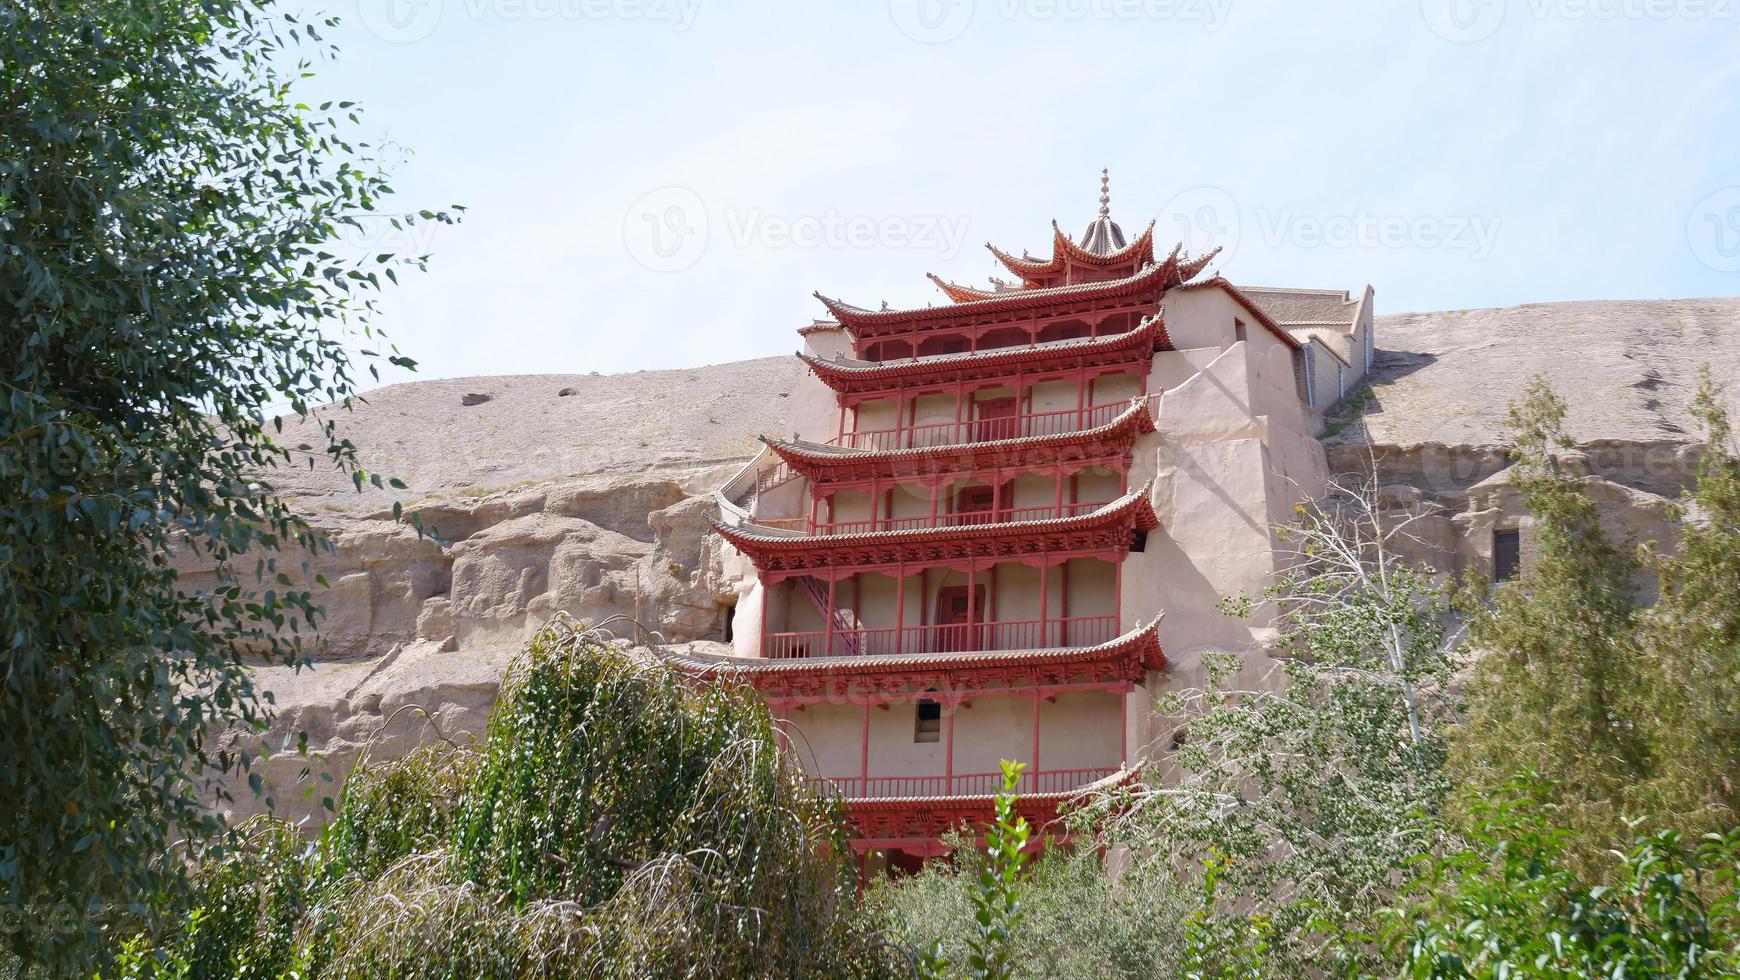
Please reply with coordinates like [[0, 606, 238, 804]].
[[211, 297, 1740, 831]]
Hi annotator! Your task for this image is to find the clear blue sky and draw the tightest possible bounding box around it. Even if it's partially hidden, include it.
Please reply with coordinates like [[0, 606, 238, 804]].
[[306, 0, 1740, 385]]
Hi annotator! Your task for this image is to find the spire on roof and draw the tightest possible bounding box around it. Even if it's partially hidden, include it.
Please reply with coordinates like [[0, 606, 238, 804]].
[[1079, 167, 1127, 256]]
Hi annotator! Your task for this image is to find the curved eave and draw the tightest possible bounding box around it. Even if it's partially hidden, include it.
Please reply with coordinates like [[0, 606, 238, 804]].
[[987, 221, 1158, 280], [813, 259, 1178, 332], [669, 615, 1167, 686], [795, 316, 1169, 393], [1050, 218, 1157, 266], [758, 398, 1156, 473], [926, 272, 1010, 303], [709, 479, 1158, 554]]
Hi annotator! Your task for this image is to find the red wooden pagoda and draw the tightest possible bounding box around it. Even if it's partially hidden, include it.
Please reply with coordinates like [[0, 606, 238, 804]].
[[700, 172, 1225, 867]]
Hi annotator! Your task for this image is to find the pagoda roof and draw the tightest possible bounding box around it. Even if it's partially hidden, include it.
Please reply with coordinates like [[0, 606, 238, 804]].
[[812, 253, 1191, 334], [759, 397, 1156, 484], [796, 315, 1170, 395], [987, 219, 1159, 281], [664, 615, 1166, 701], [709, 482, 1158, 575]]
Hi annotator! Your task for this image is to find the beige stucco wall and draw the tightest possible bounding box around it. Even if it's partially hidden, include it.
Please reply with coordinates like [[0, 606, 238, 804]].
[[787, 689, 1125, 782], [791, 327, 850, 443]]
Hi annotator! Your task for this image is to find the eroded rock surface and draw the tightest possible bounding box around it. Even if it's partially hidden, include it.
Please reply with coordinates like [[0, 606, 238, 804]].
[[212, 299, 1740, 827]]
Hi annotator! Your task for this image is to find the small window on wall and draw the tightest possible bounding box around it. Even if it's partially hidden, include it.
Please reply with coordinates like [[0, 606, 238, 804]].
[[1493, 529, 1521, 582], [1234, 320, 1247, 344], [914, 699, 942, 743]]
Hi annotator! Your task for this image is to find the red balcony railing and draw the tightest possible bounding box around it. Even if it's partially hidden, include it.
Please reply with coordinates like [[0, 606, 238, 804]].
[[763, 614, 1119, 660], [834, 401, 1133, 452], [806, 767, 1120, 800], [756, 499, 1111, 537]]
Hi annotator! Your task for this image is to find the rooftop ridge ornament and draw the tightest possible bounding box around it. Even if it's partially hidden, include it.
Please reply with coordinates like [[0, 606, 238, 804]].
[[1098, 167, 1111, 218]]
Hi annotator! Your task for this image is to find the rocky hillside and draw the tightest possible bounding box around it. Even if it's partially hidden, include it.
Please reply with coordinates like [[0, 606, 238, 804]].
[[213, 297, 1740, 827]]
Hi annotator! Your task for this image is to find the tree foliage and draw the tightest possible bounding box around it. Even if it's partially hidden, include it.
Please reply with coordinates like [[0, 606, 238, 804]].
[[104, 619, 897, 978], [1388, 775, 1740, 978], [0, 0, 454, 966], [1635, 369, 1740, 832], [1450, 379, 1650, 862], [1092, 470, 1460, 972]]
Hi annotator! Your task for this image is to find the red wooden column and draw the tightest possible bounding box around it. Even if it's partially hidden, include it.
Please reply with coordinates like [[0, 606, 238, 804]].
[[860, 695, 871, 787], [1059, 562, 1071, 646], [1029, 694, 1042, 792], [825, 574, 837, 656], [1038, 558, 1050, 648], [759, 576, 770, 658], [894, 564, 906, 655], [1114, 560, 1124, 641], [1120, 685, 1130, 765], [944, 697, 957, 790], [966, 558, 978, 651]]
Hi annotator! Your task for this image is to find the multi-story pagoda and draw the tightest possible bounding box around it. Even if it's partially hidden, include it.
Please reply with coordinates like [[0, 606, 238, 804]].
[[686, 174, 1375, 872]]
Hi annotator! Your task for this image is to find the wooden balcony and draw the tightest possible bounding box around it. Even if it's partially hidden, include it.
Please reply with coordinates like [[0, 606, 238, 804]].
[[751, 499, 1111, 538], [806, 767, 1120, 800], [764, 614, 1119, 660], [834, 401, 1132, 452]]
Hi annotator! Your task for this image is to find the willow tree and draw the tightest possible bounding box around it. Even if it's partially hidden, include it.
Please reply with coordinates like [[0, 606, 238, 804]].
[[111, 620, 898, 979], [0, 1, 454, 968]]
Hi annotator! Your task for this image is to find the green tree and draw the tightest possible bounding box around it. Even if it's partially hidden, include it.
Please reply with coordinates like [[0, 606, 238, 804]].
[[1386, 774, 1740, 978], [0, 0, 455, 967], [1450, 378, 1649, 865], [1637, 369, 1740, 831], [105, 619, 896, 979], [1094, 470, 1461, 973]]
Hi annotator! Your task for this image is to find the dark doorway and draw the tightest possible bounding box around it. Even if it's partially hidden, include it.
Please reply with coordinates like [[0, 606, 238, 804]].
[[1493, 528, 1521, 582], [935, 585, 986, 652]]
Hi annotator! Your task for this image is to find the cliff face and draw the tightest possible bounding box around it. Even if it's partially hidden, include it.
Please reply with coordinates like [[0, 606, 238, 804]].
[[209, 297, 1740, 826], [1322, 297, 1740, 595]]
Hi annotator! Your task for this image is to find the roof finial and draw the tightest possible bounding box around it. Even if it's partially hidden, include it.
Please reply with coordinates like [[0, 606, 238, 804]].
[[1098, 167, 1111, 218]]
